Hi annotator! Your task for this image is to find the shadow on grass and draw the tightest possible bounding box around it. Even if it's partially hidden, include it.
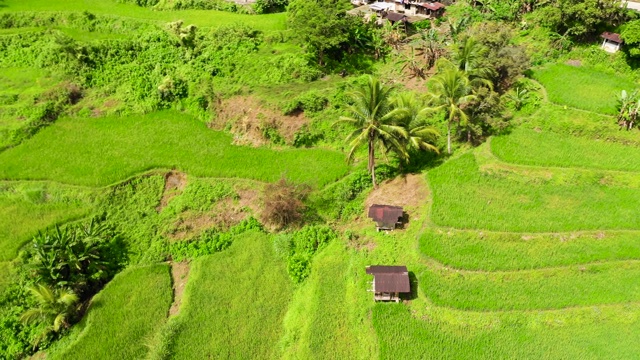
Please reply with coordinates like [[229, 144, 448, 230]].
[[402, 271, 419, 301]]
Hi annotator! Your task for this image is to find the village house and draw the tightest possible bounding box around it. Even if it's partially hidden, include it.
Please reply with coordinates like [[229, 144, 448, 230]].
[[366, 265, 411, 302], [349, 0, 446, 23], [368, 204, 404, 231], [601, 32, 623, 53]]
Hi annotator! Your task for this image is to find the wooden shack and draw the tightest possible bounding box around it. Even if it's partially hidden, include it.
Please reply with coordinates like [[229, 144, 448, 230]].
[[368, 204, 403, 231], [366, 265, 411, 302], [601, 32, 623, 53]]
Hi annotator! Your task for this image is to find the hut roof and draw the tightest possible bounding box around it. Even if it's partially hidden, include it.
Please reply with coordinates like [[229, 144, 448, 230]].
[[420, 1, 445, 10], [366, 265, 411, 293], [385, 12, 408, 22], [601, 32, 623, 43], [368, 204, 403, 229]]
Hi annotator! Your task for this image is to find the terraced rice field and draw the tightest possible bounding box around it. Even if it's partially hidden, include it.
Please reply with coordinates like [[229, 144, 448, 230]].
[[398, 109, 640, 358]]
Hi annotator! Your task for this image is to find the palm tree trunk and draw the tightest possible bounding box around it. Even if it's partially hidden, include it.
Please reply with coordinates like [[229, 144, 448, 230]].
[[447, 121, 452, 155], [369, 135, 377, 188]]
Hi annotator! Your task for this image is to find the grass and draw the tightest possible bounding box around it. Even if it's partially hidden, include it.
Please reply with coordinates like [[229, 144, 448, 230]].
[[0, 0, 287, 31], [420, 261, 640, 311], [0, 111, 349, 187], [533, 63, 638, 115], [279, 241, 378, 359], [374, 303, 640, 360], [0, 67, 62, 148], [492, 128, 640, 172], [50, 264, 173, 360], [420, 228, 640, 271], [0, 182, 95, 261], [167, 231, 292, 359], [518, 104, 640, 146], [428, 153, 640, 232]]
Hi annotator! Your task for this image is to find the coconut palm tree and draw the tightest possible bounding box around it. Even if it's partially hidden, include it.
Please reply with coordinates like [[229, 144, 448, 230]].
[[335, 77, 407, 187], [413, 28, 447, 70], [21, 284, 78, 346], [425, 67, 477, 154], [392, 93, 440, 159], [451, 37, 494, 82]]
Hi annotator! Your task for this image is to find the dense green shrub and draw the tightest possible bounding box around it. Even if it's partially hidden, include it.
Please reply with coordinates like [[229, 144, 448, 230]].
[[284, 225, 337, 282], [168, 217, 263, 261], [25, 218, 127, 297]]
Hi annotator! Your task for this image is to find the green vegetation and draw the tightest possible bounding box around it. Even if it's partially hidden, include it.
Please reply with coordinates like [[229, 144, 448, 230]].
[[0, 111, 348, 187], [50, 265, 172, 360], [421, 261, 640, 310], [374, 303, 640, 359], [0, 0, 287, 31], [492, 128, 640, 171], [166, 232, 292, 358], [533, 64, 638, 115], [2, 0, 640, 358], [420, 229, 640, 271], [429, 153, 640, 231], [0, 182, 95, 261]]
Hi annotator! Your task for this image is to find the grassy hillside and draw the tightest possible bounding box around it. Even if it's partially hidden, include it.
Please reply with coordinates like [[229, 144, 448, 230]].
[[0, 182, 95, 260], [51, 264, 173, 360], [533, 64, 638, 115], [429, 153, 640, 232], [0, 111, 348, 187], [0, 0, 287, 31], [166, 232, 292, 358]]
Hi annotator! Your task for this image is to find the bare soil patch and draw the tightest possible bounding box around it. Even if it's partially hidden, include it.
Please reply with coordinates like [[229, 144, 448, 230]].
[[166, 188, 260, 240], [566, 59, 582, 67], [157, 171, 187, 212], [365, 174, 429, 212], [212, 96, 308, 146], [169, 261, 190, 316]]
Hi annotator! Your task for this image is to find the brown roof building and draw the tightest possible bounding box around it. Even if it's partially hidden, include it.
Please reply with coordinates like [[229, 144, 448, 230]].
[[368, 204, 403, 231], [366, 265, 411, 302], [601, 32, 623, 53]]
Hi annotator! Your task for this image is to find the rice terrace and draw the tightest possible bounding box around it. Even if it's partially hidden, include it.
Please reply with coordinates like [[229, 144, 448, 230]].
[[1, 0, 640, 358]]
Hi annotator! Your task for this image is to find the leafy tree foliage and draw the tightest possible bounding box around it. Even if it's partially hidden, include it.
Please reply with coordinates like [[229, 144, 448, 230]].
[[466, 22, 530, 92], [621, 20, 640, 58], [535, 0, 629, 38], [287, 0, 353, 65]]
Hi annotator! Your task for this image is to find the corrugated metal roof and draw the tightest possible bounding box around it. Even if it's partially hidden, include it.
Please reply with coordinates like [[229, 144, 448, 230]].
[[421, 1, 444, 10], [366, 265, 411, 293], [601, 32, 622, 43], [368, 204, 403, 229]]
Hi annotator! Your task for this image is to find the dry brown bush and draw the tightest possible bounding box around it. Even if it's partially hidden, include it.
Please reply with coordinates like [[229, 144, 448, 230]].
[[261, 177, 310, 229]]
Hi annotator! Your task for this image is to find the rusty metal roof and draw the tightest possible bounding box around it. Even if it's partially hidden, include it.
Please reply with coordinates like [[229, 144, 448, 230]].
[[366, 265, 410, 293], [385, 12, 408, 22], [601, 32, 622, 43], [368, 204, 403, 229], [421, 1, 445, 10]]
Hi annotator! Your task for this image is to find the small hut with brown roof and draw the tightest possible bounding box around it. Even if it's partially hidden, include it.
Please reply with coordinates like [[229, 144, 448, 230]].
[[601, 32, 623, 53], [366, 265, 411, 302], [368, 204, 404, 231]]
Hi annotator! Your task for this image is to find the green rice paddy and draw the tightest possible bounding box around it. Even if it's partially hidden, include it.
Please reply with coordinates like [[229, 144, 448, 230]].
[[0, 111, 348, 187], [51, 264, 173, 360]]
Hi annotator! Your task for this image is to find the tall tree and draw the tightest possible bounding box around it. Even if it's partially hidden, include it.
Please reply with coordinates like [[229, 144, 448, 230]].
[[426, 67, 477, 154], [287, 0, 352, 66], [451, 37, 494, 82], [413, 28, 447, 70], [335, 77, 407, 187], [392, 93, 440, 158]]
